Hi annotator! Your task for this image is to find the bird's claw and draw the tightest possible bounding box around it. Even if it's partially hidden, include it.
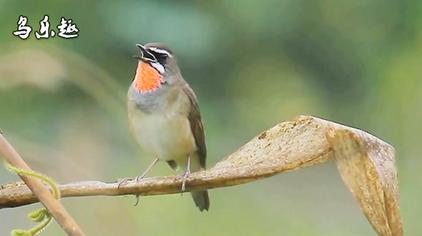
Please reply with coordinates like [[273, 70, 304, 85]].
[[118, 178, 143, 206], [135, 174, 146, 182], [180, 171, 190, 194], [117, 177, 133, 188], [133, 195, 141, 206], [118, 174, 147, 188]]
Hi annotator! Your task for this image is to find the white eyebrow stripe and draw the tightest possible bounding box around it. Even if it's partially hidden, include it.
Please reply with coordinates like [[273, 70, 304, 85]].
[[148, 47, 172, 57]]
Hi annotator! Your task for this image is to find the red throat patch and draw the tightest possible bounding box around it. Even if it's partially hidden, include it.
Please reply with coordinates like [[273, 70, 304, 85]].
[[134, 61, 163, 93]]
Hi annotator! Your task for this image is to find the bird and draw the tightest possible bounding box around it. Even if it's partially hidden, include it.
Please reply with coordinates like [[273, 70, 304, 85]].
[[126, 42, 210, 211]]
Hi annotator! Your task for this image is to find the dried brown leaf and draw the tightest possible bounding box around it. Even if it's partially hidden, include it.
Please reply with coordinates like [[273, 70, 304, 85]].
[[327, 129, 402, 236]]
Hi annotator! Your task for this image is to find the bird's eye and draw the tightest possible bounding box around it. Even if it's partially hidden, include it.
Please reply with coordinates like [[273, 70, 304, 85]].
[[154, 53, 168, 65], [147, 47, 171, 65]]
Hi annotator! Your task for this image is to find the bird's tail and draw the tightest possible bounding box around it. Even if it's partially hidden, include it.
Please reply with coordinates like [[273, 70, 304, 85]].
[[179, 154, 210, 211], [191, 190, 209, 211]]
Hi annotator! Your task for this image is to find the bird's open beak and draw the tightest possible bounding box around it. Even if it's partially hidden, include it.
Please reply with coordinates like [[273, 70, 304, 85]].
[[136, 44, 157, 62]]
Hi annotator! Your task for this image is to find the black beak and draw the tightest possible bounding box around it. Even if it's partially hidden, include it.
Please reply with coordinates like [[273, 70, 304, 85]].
[[136, 44, 157, 62]]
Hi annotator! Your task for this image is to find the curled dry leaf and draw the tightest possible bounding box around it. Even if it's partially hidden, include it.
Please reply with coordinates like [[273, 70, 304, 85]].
[[327, 129, 402, 236], [0, 116, 402, 235]]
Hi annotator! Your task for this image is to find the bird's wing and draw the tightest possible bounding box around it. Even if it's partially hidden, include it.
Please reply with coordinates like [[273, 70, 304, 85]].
[[182, 85, 207, 168]]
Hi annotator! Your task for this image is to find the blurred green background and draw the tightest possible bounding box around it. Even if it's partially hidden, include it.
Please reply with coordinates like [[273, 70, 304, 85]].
[[0, 0, 421, 235]]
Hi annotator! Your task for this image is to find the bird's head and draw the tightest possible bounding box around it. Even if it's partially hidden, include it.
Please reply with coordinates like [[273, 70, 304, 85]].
[[133, 43, 179, 93]]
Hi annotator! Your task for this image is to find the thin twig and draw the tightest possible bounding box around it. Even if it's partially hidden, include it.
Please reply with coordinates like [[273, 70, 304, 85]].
[[0, 132, 85, 236]]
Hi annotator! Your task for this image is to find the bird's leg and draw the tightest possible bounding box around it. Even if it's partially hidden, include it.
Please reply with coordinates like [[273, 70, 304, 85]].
[[117, 157, 159, 188], [118, 157, 160, 206], [136, 157, 159, 182], [181, 155, 191, 193]]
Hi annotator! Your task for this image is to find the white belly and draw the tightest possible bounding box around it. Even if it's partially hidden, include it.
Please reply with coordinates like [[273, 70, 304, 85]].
[[129, 108, 196, 161]]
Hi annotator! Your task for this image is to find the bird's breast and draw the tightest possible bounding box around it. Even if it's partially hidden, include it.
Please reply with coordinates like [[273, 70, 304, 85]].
[[128, 99, 196, 161]]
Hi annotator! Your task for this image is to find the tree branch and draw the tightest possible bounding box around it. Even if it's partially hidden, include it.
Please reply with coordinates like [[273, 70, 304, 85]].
[[0, 132, 85, 236], [0, 116, 402, 236]]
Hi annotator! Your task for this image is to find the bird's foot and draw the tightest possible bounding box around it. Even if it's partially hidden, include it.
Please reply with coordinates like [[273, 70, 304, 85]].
[[117, 177, 133, 188], [180, 171, 190, 194], [117, 173, 148, 188], [117, 178, 143, 206], [133, 195, 141, 206], [135, 174, 146, 183]]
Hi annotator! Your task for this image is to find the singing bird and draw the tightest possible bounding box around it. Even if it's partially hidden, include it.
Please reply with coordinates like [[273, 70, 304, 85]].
[[126, 43, 210, 211]]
